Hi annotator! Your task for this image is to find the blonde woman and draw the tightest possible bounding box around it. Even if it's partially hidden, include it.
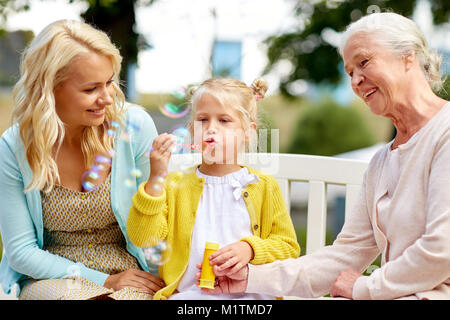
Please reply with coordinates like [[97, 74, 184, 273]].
[[198, 12, 450, 300], [0, 20, 164, 300]]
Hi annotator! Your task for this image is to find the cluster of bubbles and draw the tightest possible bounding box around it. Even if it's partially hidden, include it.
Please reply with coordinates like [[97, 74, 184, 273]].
[[81, 85, 202, 192], [143, 239, 172, 266], [81, 119, 144, 192], [81, 152, 114, 192]]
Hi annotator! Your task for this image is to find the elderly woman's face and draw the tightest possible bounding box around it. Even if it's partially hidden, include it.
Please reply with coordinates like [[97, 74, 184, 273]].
[[343, 33, 407, 116], [54, 52, 115, 129]]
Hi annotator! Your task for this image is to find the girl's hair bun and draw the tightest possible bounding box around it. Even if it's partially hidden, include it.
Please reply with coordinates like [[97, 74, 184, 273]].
[[250, 77, 268, 101], [187, 85, 200, 98]]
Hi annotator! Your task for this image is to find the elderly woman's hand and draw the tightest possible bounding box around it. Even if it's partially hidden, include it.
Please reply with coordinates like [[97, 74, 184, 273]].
[[330, 268, 362, 299], [195, 263, 248, 295]]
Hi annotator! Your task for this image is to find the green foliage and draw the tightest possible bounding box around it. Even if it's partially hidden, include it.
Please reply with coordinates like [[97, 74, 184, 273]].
[[0, 0, 157, 97], [295, 226, 334, 257], [257, 106, 275, 153], [264, 0, 449, 97], [0, 0, 30, 26], [430, 0, 450, 24], [288, 97, 375, 156], [437, 77, 450, 101]]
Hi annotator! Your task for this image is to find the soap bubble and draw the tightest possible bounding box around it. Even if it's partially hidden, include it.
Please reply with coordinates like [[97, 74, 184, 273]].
[[81, 151, 114, 192], [106, 121, 120, 137], [65, 264, 82, 290], [143, 239, 172, 266], [367, 4, 381, 14], [95, 155, 112, 166], [160, 103, 190, 119], [107, 148, 116, 158], [81, 170, 100, 192], [130, 168, 142, 178], [169, 126, 191, 154], [121, 131, 131, 142], [126, 119, 141, 132], [167, 171, 186, 189], [150, 175, 165, 191], [171, 86, 187, 100], [91, 164, 107, 173], [124, 178, 135, 188]]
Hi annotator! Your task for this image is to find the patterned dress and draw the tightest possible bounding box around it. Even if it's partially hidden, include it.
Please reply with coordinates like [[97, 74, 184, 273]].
[[18, 175, 152, 300]]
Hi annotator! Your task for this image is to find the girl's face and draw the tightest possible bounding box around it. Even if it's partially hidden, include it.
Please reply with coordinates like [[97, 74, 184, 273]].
[[54, 52, 115, 130], [193, 92, 249, 164]]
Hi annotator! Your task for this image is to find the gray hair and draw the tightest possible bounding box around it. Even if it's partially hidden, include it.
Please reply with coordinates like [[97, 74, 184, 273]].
[[339, 12, 444, 92]]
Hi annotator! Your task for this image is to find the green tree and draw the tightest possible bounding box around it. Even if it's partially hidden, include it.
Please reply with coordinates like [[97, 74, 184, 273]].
[[264, 0, 450, 97], [0, 0, 157, 96], [288, 97, 375, 156]]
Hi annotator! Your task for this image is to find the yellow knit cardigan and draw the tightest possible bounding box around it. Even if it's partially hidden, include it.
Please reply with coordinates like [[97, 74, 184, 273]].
[[127, 165, 300, 300]]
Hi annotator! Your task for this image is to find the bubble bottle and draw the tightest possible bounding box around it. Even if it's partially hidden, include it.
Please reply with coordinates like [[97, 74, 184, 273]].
[[198, 242, 220, 289]]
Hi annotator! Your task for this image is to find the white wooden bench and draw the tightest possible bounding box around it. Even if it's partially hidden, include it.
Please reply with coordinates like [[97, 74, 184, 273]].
[[168, 152, 369, 255]]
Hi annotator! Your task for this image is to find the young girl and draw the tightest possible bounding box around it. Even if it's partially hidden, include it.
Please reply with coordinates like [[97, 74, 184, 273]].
[[127, 78, 300, 300]]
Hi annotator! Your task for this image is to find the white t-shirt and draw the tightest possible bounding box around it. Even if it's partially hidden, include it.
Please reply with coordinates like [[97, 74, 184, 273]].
[[169, 167, 273, 300]]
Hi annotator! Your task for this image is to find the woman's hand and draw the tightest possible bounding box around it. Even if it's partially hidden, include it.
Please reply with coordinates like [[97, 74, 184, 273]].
[[330, 268, 362, 299], [104, 269, 166, 295], [195, 263, 249, 294], [145, 133, 176, 196], [209, 241, 254, 276]]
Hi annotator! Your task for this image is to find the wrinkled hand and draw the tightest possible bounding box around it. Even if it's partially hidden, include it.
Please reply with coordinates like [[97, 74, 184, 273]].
[[209, 241, 254, 275], [104, 269, 165, 295], [195, 263, 248, 295], [330, 268, 362, 299]]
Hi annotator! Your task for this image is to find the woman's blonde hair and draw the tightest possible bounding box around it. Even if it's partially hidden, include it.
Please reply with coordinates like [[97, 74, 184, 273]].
[[187, 77, 269, 133], [339, 12, 445, 92], [12, 20, 126, 193]]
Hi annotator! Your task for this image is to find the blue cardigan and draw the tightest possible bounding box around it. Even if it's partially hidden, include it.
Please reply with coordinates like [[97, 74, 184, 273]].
[[0, 105, 158, 296]]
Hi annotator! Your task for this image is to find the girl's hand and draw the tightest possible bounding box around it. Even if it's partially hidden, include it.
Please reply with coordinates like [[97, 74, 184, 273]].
[[195, 263, 249, 295], [209, 241, 254, 276], [104, 269, 166, 295], [145, 133, 176, 196]]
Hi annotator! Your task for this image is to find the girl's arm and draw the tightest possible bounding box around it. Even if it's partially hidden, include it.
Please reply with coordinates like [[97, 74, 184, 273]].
[[127, 182, 169, 248], [240, 175, 300, 264], [127, 133, 175, 248], [0, 138, 109, 287]]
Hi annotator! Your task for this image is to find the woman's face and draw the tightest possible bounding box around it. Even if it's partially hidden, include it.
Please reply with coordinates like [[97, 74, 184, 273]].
[[54, 52, 115, 129], [343, 33, 408, 116]]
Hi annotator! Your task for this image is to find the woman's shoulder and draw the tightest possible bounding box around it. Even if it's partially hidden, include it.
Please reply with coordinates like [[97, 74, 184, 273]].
[[123, 102, 154, 125], [0, 124, 21, 152], [122, 102, 158, 139]]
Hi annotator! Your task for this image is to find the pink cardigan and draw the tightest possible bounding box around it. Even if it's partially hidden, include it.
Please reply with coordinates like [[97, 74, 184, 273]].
[[246, 102, 450, 300]]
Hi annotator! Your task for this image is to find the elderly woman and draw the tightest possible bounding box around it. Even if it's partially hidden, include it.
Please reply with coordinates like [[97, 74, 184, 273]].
[[197, 12, 450, 300], [0, 20, 164, 299]]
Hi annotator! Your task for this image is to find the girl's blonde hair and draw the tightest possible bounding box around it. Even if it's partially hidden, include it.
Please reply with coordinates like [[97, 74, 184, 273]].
[[12, 20, 126, 193], [187, 77, 269, 133]]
